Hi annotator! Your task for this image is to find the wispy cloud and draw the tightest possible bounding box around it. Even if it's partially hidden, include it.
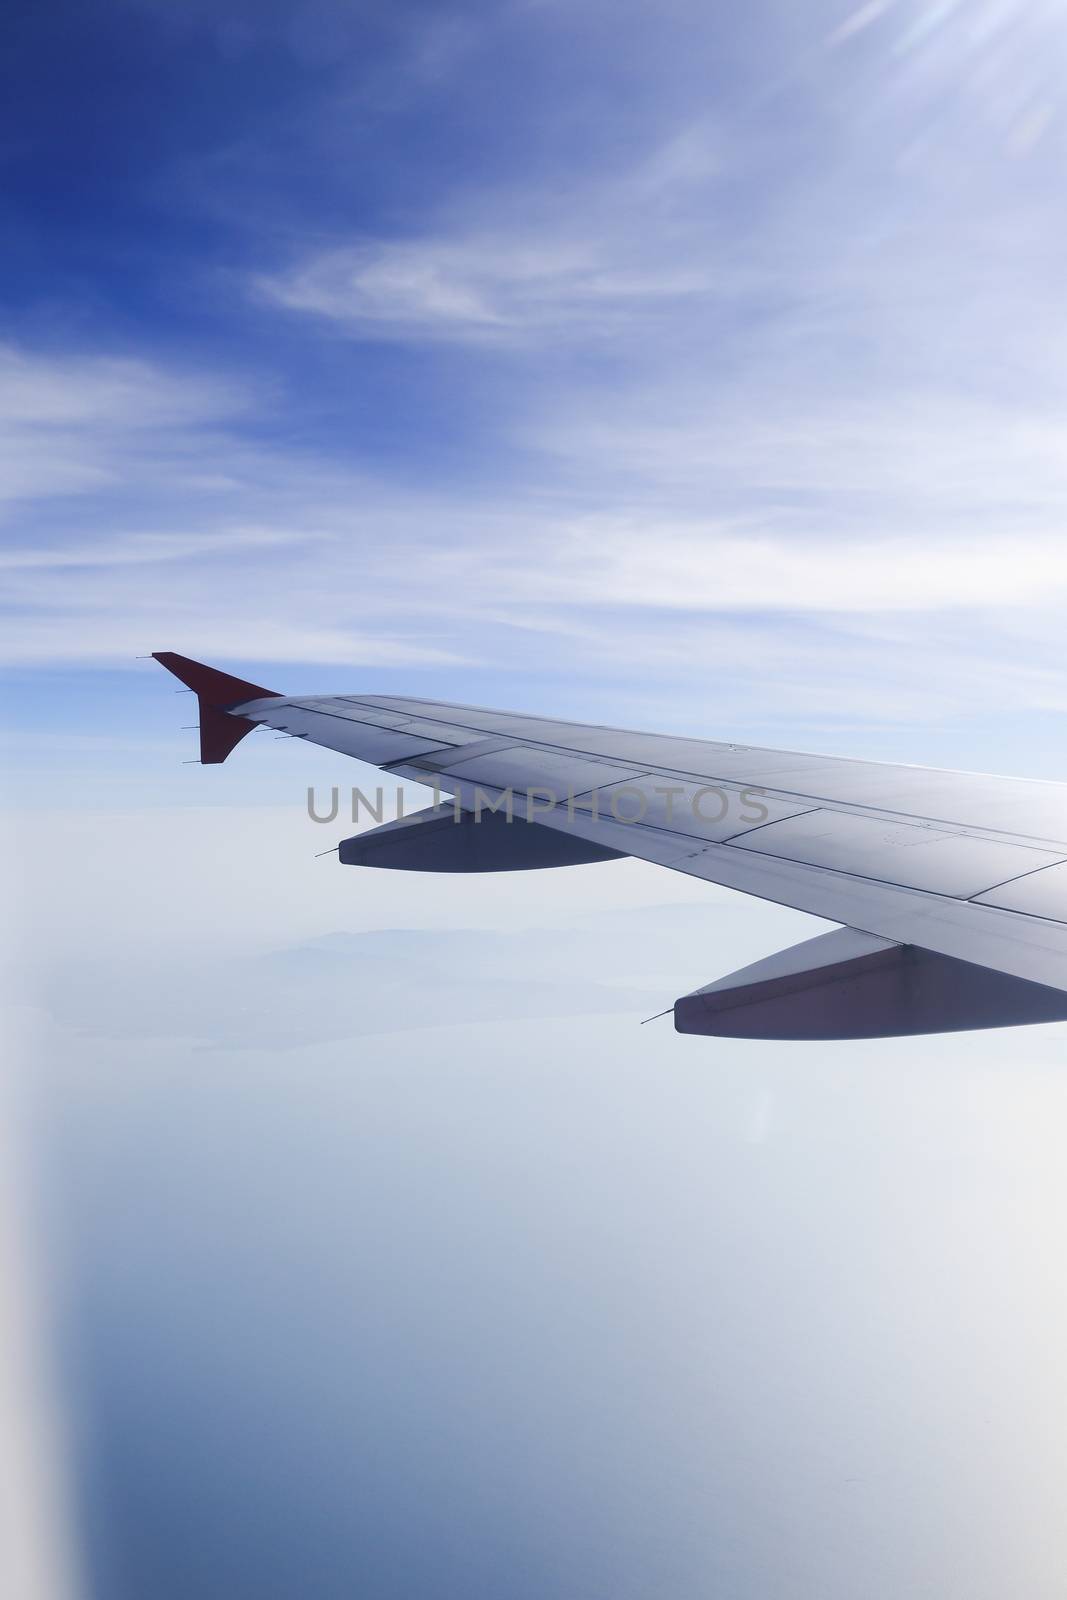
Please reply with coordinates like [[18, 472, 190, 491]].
[[0, 527, 298, 570], [0, 344, 252, 510], [5, 327, 1067, 727], [444, 524, 1067, 614], [255, 118, 727, 344], [257, 234, 714, 343], [825, 1, 895, 49], [0, 345, 244, 428]]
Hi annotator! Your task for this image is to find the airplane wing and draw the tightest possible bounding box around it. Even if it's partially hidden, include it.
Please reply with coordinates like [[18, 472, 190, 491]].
[[152, 651, 1067, 1040]]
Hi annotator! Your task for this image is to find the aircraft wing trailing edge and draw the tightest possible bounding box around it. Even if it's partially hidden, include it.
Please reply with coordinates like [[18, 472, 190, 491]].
[[152, 651, 1067, 1040]]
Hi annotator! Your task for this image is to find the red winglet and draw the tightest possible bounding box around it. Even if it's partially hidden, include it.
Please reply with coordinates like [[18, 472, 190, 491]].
[[152, 651, 283, 765]]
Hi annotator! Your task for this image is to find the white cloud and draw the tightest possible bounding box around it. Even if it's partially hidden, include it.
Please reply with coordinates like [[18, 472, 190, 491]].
[[3, 329, 1066, 718], [254, 111, 730, 344], [471, 524, 1067, 614], [825, 1, 895, 49], [0, 527, 299, 570], [0, 346, 245, 428], [0, 344, 251, 509], [257, 233, 715, 343], [0, 618, 464, 669]]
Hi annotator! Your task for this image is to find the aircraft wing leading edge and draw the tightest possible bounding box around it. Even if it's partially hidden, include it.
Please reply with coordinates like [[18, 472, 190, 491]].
[[152, 652, 1067, 1040]]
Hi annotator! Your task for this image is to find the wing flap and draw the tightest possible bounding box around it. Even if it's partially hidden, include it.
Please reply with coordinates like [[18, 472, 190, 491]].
[[731, 808, 1064, 897], [975, 860, 1067, 918]]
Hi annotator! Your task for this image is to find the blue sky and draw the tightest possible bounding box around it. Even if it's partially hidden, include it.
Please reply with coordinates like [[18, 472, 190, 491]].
[[5, 0, 1067, 782], [7, 6, 1067, 1599]]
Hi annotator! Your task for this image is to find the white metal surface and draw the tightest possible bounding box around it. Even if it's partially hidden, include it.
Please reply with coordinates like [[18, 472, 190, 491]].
[[731, 808, 1064, 897], [229, 688, 1067, 998]]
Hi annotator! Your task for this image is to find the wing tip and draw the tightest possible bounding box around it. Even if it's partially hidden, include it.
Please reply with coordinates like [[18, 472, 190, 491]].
[[152, 652, 283, 765]]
